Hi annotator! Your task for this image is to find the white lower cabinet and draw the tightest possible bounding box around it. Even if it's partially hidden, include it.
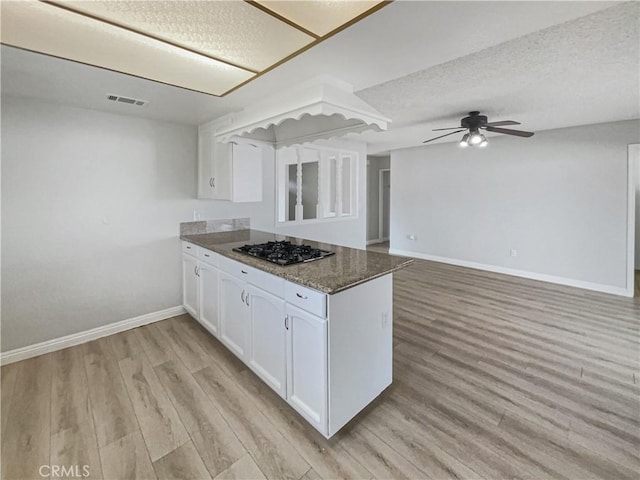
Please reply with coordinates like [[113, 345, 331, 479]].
[[182, 242, 221, 337], [285, 304, 327, 432], [219, 271, 250, 361], [183, 242, 393, 438], [248, 286, 287, 398], [198, 263, 219, 336], [182, 254, 199, 318]]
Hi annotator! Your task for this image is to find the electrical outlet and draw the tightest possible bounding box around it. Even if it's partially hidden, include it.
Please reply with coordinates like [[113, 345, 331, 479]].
[[510, 249, 517, 257], [407, 234, 417, 241]]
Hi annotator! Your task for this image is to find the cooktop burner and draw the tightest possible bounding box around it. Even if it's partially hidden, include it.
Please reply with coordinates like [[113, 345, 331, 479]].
[[232, 241, 335, 266]]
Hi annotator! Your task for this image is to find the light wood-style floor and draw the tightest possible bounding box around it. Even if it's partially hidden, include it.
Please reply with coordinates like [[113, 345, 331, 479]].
[[2, 261, 639, 480]]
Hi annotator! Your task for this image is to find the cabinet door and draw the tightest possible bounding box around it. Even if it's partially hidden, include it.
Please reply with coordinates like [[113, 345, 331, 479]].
[[232, 143, 263, 203], [182, 254, 199, 318], [286, 304, 327, 433], [248, 286, 286, 398], [212, 141, 232, 200], [219, 271, 249, 360], [198, 263, 219, 337], [198, 127, 215, 199]]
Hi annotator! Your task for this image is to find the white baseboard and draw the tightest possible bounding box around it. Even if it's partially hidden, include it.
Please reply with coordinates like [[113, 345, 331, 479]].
[[390, 249, 632, 298], [0, 306, 186, 366]]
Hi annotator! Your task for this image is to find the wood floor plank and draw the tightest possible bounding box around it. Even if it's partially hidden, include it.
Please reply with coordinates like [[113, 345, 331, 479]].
[[153, 441, 211, 480], [134, 324, 176, 367], [0, 354, 52, 480], [83, 338, 139, 448], [108, 328, 147, 361], [213, 454, 268, 480], [338, 423, 429, 480], [234, 368, 373, 480], [154, 319, 211, 372], [51, 346, 103, 479], [154, 360, 246, 477], [0, 362, 19, 435], [99, 431, 157, 480], [194, 365, 310, 480], [118, 356, 190, 461]]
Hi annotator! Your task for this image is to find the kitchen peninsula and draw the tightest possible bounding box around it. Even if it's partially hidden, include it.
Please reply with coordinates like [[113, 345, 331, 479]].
[[180, 227, 412, 438]]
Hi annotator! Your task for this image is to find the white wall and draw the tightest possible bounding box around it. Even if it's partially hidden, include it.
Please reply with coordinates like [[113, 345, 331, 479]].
[[1, 97, 368, 352], [367, 156, 390, 242], [391, 120, 640, 293], [0, 97, 272, 352]]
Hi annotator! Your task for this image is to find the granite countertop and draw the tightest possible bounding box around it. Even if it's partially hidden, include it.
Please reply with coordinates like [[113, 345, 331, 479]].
[[180, 229, 413, 294]]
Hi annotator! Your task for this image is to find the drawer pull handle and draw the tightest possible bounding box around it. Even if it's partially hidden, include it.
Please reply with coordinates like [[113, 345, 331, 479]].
[[241, 290, 245, 303], [204, 253, 210, 257], [246, 294, 250, 307], [241, 270, 248, 274], [285, 315, 289, 330], [186, 246, 191, 249], [296, 293, 308, 299]]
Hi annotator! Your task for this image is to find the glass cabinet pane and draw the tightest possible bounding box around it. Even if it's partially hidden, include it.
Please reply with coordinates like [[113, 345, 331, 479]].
[[341, 156, 351, 215], [301, 161, 319, 220], [287, 164, 297, 222]]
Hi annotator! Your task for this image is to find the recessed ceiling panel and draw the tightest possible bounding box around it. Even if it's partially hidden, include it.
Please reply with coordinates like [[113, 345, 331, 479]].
[[52, 0, 316, 71], [0, 1, 254, 95], [255, 0, 383, 37]]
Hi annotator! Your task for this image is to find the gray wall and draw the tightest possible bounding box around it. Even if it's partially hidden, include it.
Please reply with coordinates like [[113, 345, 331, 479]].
[[367, 155, 390, 241], [391, 120, 640, 291], [1, 97, 368, 352]]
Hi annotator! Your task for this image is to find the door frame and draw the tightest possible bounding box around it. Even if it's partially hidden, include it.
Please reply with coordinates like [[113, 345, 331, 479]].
[[378, 169, 391, 242], [627, 144, 639, 296]]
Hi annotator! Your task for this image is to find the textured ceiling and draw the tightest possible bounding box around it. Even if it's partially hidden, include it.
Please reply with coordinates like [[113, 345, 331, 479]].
[[0, 0, 383, 95], [2, 1, 637, 153], [55, 0, 316, 71], [354, 1, 639, 153]]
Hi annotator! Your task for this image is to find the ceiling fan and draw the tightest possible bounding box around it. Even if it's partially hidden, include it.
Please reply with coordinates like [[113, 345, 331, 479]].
[[423, 111, 534, 147]]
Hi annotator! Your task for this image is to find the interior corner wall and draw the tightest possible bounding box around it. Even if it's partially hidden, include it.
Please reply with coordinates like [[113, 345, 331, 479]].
[[367, 155, 390, 242], [0, 96, 274, 352], [390, 120, 640, 292]]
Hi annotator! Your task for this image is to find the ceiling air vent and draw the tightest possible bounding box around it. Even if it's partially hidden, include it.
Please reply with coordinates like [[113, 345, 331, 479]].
[[107, 94, 148, 106]]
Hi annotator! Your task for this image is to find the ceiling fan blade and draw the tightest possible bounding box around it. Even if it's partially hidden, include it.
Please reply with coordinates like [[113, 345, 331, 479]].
[[484, 126, 534, 137], [432, 126, 463, 131], [485, 120, 521, 127], [423, 129, 466, 143]]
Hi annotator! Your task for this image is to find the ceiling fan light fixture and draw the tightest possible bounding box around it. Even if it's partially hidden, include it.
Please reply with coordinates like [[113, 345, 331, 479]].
[[459, 133, 470, 147], [479, 135, 488, 147], [469, 131, 483, 145]]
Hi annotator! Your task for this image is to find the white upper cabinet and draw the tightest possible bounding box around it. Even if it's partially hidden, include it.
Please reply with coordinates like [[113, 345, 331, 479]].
[[198, 125, 263, 202]]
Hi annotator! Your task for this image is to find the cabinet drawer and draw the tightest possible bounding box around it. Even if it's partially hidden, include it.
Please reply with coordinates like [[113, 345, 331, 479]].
[[285, 282, 326, 318], [219, 255, 256, 281], [250, 268, 284, 298], [198, 248, 219, 267], [182, 241, 198, 256]]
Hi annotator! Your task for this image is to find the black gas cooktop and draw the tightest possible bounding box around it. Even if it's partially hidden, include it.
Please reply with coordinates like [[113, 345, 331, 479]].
[[232, 240, 335, 266]]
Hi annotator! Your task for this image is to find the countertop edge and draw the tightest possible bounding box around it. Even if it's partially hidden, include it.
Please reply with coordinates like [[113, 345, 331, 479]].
[[180, 231, 413, 294]]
